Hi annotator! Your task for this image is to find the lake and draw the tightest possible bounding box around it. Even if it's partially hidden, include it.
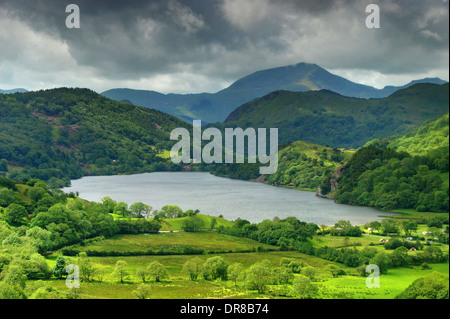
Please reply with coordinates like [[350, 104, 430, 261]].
[[63, 172, 393, 225]]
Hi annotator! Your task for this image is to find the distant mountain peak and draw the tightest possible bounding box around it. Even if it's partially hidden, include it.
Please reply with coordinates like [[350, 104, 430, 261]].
[[102, 62, 447, 123], [0, 88, 28, 94]]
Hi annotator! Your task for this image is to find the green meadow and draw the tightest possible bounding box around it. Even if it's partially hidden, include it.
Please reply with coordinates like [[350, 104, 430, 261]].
[[41, 213, 449, 300]]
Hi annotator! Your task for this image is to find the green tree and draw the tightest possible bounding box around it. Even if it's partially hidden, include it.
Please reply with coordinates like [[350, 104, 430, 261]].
[[160, 205, 183, 218], [0, 159, 8, 173], [101, 196, 117, 214], [401, 220, 418, 237], [26, 227, 53, 253], [52, 257, 68, 279], [366, 221, 381, 234], [28, 187, 46, 204], [301, 266, 316, 281], [113, 202, 130, 218], [182, 257, 204, 281], [182, 216, 205, 232], [275, 267, 294, 284], [396, 272, 449, 299], [325, 264, 347, 278], [147, 261, 169, 282], [3, 265, 27, 290], [370, 252, 390, 274], [111, 260, 129, 283], [389, 246, 410, 268], [29, 286, 63, 299], [76, 252, 96, 282], [0, 188, 15, 207], [210, 218, 217, 231], [243, 260, 272, 294], [291, 275, 318, 299], [381, 219, 399, 235], [227, 263, 244, 286], [3, 203, 28, 226], [133, 284, 152, 299], [129, 202, 152, 218], [0, 282, 26, 299], [203, 256, 228, 281], [135, 268, 150, 283]]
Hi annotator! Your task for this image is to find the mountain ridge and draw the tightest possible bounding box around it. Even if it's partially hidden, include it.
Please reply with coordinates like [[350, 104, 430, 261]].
[[0, 87, 189, 187], [220, 82, 449, 149], [101, 62, 447, 123]]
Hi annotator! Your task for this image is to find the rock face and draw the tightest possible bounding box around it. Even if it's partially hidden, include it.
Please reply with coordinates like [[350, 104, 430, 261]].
[[315, 164, 346, 199]]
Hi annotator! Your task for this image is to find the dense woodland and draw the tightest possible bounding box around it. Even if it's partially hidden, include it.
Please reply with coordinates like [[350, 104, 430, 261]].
[[222, 83, 449, 148], [328, 145, 449, 212], [0, 88, 188, 187]]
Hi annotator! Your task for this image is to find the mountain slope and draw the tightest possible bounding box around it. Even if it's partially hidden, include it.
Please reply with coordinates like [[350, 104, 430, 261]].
[[0, 88, 189, 186], [221, 83, 449, 149], [204, 140, 355, 191], [368, 113, 449, 156], [318, 113, 449, 212], [102, 62, 447, 123]]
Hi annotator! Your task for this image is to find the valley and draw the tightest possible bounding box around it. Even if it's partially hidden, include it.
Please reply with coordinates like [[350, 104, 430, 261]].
[[1, 63, 448, 301]]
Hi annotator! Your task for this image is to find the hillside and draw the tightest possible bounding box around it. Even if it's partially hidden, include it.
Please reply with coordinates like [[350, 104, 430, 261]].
[[0, 88, 190, 187], [221, 83, 449, 149], [205, 140, 354, 191], [318, 113, 450, 213], [102, 62, 446, 123], [368, 113, 449, 156]]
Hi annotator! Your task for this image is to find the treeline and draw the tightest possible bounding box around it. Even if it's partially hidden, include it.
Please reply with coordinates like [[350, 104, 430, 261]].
[[0, 88, 188, 187], [321, 145, 449, 212], [218, 216, 449, 271], [217, 216, 319, 248], [203, 142, 350, 192], [0, 177, 163, 251]]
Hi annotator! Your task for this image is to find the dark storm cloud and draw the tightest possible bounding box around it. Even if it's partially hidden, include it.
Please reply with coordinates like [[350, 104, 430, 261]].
[[0, 0, 448, 92]]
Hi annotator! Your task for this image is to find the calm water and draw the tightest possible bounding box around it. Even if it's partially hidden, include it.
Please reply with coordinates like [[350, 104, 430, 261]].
[[63, 172, 392, 225]]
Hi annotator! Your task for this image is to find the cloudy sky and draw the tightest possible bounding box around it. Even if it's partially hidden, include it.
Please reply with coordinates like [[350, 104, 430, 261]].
[[0, 0, 448, 93]]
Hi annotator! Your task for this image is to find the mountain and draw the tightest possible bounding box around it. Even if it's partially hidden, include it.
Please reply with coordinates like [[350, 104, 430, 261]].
[[0, 88, 190, 187], [318, 113, 449, 212], [101, 62, 447, 123], [221, 83, 449, 149], [0, 88, 28, 94]]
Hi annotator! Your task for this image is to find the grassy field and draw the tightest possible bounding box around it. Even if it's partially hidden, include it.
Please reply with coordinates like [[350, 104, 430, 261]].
[[43, 248, 449, 299], [71, 231, 277, 255], [159, 214, 233, 231], [42, 221, 449, 299], [321, 263, 449, 299], [381, 208, 449, 221]]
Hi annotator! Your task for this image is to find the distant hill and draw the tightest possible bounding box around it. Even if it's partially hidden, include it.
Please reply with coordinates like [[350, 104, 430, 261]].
[[221, 83, 449, 149], [0, 88, 189, 187], [205, 139, 355, 191], [0, 88, 28, 94], [101, 62, 447, 123]]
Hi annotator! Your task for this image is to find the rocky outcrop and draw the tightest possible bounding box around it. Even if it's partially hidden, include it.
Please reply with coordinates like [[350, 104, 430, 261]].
[[315, 164, 347, 199]]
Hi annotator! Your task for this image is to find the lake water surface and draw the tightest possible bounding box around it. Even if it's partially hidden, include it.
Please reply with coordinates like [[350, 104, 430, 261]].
[[63, 172, 393, 225]]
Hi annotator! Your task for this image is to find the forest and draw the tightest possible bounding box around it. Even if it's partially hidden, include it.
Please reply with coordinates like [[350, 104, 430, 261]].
[[0, 88, 188, 187], [325, 144, 449, 212]]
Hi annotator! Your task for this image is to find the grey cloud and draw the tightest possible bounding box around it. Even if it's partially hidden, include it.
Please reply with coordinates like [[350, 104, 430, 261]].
[[0, 0, 448, 92]]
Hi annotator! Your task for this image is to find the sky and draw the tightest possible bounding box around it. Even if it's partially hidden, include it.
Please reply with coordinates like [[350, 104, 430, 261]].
[[0, 0, 448, 94]]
